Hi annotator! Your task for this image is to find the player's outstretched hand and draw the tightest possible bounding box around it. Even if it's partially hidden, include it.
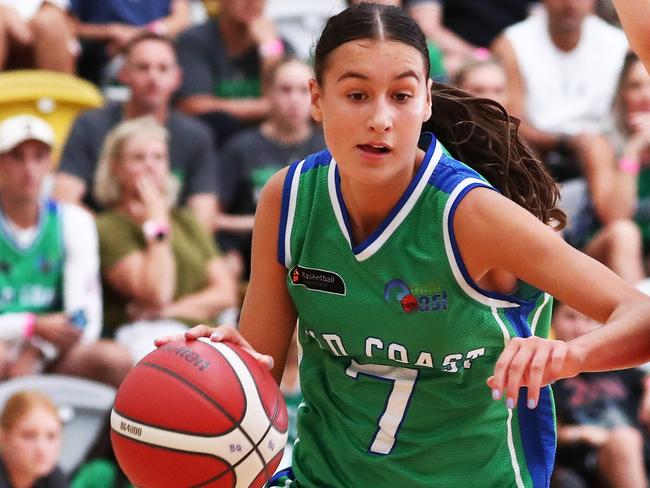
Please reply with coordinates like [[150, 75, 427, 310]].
[[154, 324, 274, 370], [487, 336, 584, 410]]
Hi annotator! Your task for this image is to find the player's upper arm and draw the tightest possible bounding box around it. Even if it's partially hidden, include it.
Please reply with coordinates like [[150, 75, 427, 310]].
[[238, 167, 297, 382], [453, 187, 648, 323]]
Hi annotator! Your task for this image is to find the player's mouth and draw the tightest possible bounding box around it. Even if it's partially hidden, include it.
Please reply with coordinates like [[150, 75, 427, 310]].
[[357, 143, 392, 155]]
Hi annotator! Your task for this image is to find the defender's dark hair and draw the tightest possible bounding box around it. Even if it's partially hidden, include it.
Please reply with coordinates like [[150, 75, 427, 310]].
[[314, 3, 565, 229]]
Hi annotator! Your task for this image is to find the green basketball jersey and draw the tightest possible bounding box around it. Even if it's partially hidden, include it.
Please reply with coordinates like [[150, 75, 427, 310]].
[[0, 201, 64, 314], [275, 134, 556, 488]]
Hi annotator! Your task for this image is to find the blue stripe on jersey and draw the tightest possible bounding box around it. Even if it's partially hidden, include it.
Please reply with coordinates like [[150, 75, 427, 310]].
[[334, 133, 439, 255], [278, 160, 301, 266], [446, 182, 530, 306], [300, 148, 332, 173], [517, 386, 557, 488]]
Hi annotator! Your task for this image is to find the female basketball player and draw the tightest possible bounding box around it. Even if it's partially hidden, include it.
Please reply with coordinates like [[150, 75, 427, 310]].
[[157, 4, 650, 486]]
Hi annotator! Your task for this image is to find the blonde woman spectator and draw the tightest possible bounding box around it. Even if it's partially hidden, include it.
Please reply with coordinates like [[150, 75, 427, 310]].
[[94, 117, 237, 362], [0, 391, 67, 488], [0, 1, 75, 72]]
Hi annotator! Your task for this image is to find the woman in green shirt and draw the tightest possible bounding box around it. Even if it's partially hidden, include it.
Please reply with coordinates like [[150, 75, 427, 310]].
[[93, 116, 237, 362]]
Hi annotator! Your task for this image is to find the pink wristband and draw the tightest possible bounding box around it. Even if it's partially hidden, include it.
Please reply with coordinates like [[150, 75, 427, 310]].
[[619, 157, 640, 175], [24, 313, 36, 338], [259, 39, 284, 58]]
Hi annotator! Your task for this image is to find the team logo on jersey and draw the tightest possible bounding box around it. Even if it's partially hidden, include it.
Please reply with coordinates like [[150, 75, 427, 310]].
[[289, 265, 346, 295], [384, 279, 448, 313]]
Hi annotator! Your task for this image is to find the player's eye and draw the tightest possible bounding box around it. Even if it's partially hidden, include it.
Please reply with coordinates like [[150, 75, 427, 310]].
[[393, 93, 412, 103], [347, 92, 367, 102]]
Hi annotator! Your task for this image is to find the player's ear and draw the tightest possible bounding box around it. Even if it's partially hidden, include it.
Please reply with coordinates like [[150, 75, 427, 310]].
[[423, 78, 433, 123], [310, 79, 323, 123]]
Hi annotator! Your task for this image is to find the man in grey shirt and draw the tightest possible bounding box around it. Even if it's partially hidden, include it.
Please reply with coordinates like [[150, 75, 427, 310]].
[[53, 32, 218, 230]]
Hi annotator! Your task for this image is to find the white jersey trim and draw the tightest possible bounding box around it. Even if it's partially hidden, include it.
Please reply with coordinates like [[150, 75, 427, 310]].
[[443, 178, 521, 308], [284, 160, 306, 268], [329, 140, 443, 262], [492, 307, 526, 488], [530, 293, 551, 336]]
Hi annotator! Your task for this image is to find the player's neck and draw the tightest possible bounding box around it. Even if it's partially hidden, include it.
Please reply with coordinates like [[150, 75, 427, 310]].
[[124, 99, 169, 124], [0, 193, 39, 229], [548, 25, 581, 52]]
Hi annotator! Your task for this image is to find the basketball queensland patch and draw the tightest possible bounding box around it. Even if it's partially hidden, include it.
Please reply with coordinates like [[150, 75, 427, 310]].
[[289, 265, 346, 295]]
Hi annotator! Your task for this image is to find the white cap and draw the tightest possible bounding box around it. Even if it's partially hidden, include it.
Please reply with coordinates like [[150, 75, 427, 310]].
[[0, 115, 55, 153]]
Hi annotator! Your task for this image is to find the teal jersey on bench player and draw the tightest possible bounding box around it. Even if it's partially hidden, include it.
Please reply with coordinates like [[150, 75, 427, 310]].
[[0, 200, 64, 314], [276, 134, 556, 488]]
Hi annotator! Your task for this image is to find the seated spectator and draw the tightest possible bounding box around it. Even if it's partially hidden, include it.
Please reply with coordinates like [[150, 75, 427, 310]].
[[551, 302, 649, 487], [560, 52, 647, 283], [68, 0, 190, 86], [53, 32, 218, 231], [406, 0, 539, 78], [0, 115, 132, 388], [492, 0, 628, 182], [0, 391, 67, 488], [217, 57, 324, 280], [0, 1, 75, 72], [346, 0, 446, 81], [94, 117, 237, 362], [612, 53, 650, 263], [453, 57, 510, 110], [175, 0, 293, 145]]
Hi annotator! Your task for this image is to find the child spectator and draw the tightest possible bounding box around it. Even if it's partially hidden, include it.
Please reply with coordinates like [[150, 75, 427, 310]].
[[0, 391, 67, 488], [0, 115, 132, 388], [454, 57, 510, 110], [217, 57, 324, 280], [94, 116, 237, 362]]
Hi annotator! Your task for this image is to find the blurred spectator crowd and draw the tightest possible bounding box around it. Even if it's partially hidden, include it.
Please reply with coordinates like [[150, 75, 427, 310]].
[[0, 0, 649, 487]]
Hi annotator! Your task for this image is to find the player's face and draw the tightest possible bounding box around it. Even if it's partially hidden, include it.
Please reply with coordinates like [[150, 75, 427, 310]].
[[114, 134, 169, 195], [459, 63, 509, 109], [310, 39, 432, 186], [0, 140, 51, 204], [270, 61, 313, 130], [622, 59, 650, 121], [0, 406, 62, 479], [120, 40, 181, 111], [545, 0, 595, 33]]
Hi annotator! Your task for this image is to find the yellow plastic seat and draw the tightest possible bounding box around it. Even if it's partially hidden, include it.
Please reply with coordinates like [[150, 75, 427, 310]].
[[0, 70, 103, 165]]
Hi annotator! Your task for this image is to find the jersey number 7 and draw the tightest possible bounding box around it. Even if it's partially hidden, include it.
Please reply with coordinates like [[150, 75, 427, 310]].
[[345, 360, 419, 455]]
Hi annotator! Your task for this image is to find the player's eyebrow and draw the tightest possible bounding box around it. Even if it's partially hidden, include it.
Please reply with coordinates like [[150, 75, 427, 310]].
[[336, 69, 420, 82]]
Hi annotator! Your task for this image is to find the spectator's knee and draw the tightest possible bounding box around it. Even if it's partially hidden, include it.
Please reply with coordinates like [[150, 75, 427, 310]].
[[602, 219, 641, 248], [30, 4, 66, 36], [84, 340, 133, 385], [604, 426, 644, 454]]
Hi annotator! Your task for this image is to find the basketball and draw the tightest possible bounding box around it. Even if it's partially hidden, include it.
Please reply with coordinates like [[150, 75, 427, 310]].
[[110, 338, 288, 488]]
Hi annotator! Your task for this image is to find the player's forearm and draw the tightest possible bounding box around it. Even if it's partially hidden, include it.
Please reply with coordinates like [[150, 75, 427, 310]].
[[571, 301, 650, 372], [162, 284, 238, 322], [157, 0, 191, 36], [140, 242, 177, 308], [612, 0, 650, 69], [71, 20, 117, 41]]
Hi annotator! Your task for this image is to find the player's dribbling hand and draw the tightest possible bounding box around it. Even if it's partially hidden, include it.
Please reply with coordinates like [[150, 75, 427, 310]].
[[487, 336, 584, 410], [154, 324, 275, 370]]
